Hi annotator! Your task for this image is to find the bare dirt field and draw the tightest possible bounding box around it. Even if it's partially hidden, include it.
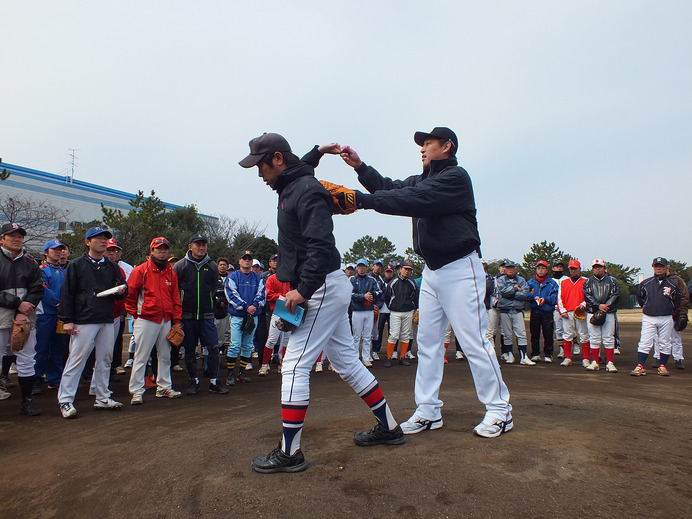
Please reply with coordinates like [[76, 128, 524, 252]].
[[1, 315, 690, 519]]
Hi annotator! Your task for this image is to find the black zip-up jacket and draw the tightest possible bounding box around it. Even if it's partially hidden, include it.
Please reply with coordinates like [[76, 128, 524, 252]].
[[668, 273, 689, 320], [213, 273, 229, 319], [583, 274, 620, 313], [173, 252, 218, 320], [0, 249, 44, 327], [385, 275, 419, 312], [637, 275, 681, 317], [58, 253, 127, 325], [273, 147, 342, 299], [355, 157, 481, 270]]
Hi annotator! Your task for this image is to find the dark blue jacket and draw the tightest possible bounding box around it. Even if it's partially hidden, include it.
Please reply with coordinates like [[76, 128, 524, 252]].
[[527, 276, 559, 313], [637, 275, 681, 317], [350, 274, 381, 312]]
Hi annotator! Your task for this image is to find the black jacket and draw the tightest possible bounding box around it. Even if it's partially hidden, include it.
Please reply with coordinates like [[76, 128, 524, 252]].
[[637, 275, 681, 317], [583, 274, 620, 313], [0, 249, 44, 327], [173, 252, 218, 320], [355, 157, 481, 270], [58, 253, 127, 325], [385, 275, 419, 312], [273, 147, 342, 299]]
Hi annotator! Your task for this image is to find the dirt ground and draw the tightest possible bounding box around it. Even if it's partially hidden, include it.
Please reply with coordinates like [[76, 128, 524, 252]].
[[1, 314, 690, 519]]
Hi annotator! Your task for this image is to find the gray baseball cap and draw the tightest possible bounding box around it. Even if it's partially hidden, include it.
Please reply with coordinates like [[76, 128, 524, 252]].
[[239, 133, 292, 168]]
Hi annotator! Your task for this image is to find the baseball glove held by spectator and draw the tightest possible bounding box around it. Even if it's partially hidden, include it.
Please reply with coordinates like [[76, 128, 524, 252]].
[[319, 180, 358, 215], [166, 322, 185, 347], [11, 316, 31, 352]]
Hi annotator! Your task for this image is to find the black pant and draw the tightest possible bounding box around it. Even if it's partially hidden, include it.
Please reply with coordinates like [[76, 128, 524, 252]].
[[372, 312, 390, 352], [530, 310, 554, 357], [112, 317, 125, 367]]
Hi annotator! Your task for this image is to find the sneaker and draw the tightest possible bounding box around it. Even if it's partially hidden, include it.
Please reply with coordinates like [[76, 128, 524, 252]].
[[530, 355, 541, 362], [131, 393, 143, 405], [405, 351, 415, 360], [586, 360, 600, 371], [362, 359, 372, 367], [252, 351, 259, 359], [391, 352, 398, 360], [473, 415, 514, 438], [400, 414, 443, 435], [209, 382, 229, 394], [94, 398, 123, 410], [657, 365, 670, 377], [443, 356, 448, 364], [614, 348, 621, 355], [372, 352, 381, 361], [0, 386, 10, 400], [544, 356, 553, 364], [124, 359, 134, 368], [651, 359, 660, 368], [399, 358, 411, 366], [520, 355, 536, 366], [353, 423, 406, 446], [31, 380, 43, 395], [0, 375, 16, 389], [186, 381, 200, 395], [172, 364, 184, 372], [252, 444, 308, 474], [245, 362, 254, 372], [328, 364, 336, 372], [156, 388, 182, 398], [277, 365, 282, 375], [560, 358, 572, 366], [315, 362, 323, 373], [675, 359, 685, 370], [46, 383, 59, 390], [258, 364, 270, 376], [237, 372, 251, 383], [557, 347, 564, 359], [456, 351, 465, 360], [582, 359, 590, 369], [226, 377, 236, 387], [59, 402, 77, 418], [144, 376, 156, 389], [384, 358, 392, 368], [20, 397, 42, 416], [630, 364, 646, 376], [573, 345, 581, 356], [115, 365, 126, 375], [506, 352, 515, 364], [500, 353, 509, 361], [605, 361, 618, 373], [9, 362, 17, 375]]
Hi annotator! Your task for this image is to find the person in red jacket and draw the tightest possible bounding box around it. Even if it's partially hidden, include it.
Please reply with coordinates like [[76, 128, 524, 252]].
[[258, 273, 292, 376], [125, 237, 183, 404]]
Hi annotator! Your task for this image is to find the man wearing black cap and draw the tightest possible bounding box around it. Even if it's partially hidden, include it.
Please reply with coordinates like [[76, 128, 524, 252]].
[[57, 226, 127, 418], [340, 127, 512, 438], [0, 223, 44, 414], [173, 233, 228, 395], [240, 133, 405, 473], [631, 257, 682, 377]]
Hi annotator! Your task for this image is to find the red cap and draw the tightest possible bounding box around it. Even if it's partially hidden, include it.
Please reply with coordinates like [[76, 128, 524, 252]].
[[106, 238, 121, 250], [568, 259, 581, 268], [150, 236, 170, 249], [536, 260, 549, 268]]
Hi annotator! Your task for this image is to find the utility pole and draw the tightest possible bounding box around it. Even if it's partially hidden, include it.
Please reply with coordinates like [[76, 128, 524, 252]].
[[67, 148, 79, 183]]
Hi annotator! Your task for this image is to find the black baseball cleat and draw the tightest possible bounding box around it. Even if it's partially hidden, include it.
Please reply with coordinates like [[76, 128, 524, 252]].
[[236, 372, 251, 383], [399, 358, 410, 366], [353, 423, 406, 446], [209, 382, 229, 394], [185, 382, 200, 395], [252, 445, 308, 473], [20, 397, 42, 416], [384, 358, 392, 368]]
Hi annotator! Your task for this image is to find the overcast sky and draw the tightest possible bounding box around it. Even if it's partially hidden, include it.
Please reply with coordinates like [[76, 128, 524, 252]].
[[2, 1, 690, 274]]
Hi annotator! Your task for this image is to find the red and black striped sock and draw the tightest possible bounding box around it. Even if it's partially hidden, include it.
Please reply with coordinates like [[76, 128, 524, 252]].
[[359, 382, 396, 430], [281, 402, 308, 455]]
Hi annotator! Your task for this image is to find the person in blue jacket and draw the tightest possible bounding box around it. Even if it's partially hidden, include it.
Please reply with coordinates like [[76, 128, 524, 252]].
[[526, 260, 559, 363]]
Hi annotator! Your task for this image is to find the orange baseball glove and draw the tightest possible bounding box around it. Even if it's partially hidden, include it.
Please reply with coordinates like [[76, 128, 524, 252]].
[[319, 180, 358, 215]]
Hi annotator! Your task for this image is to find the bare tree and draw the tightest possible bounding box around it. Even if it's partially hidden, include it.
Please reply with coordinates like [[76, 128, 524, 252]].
[[0, 194, 72, 252]]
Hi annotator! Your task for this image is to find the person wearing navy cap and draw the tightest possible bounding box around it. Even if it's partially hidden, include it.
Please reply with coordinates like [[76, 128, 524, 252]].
[[368, 258, 387, 361], [32, 239, 70, 395], [350, 258, 382, 367]]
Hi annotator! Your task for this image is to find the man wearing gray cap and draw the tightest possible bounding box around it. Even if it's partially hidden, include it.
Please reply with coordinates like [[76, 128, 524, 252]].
[[340, 127, 512, 438]]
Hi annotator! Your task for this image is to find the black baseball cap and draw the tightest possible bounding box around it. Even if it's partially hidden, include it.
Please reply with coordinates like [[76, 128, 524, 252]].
[[189, 233, 208, 244], [240, 250, 254, 260], [1, 222, 27, 237], [553, 260, 565, 267], [414, 127, 458, 152], [239, 133, 292, 168], [652, 257, 669, 266]]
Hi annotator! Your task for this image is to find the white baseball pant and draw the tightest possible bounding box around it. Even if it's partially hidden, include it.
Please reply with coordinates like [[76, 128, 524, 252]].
[[129, 318, 173, 396], [586, 313, 616, 349], [500, 311, 527, 346], [58, 323, 114, 404], [562, 312, 589, 343], [0, 327, 37, 377], [266, 313, 290, 350], [654, 328, 684, 361], [281, 270, 377, 403], [553, 308, 564, 340], [351, 310, 374, 362], [414, 254, 511, 422], [388, 310, 414, 343], [486, 307, 500, 341], [638, 315, 673, 356]]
